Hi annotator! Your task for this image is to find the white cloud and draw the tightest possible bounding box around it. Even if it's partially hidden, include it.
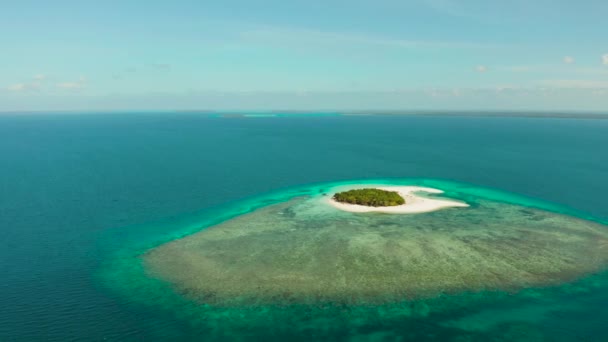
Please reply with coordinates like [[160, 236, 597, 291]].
[[5, 82, 40, 92], [497, 65, 608, 76], [476, 65, 488, 73], [6, 83, 27, 91], [563, 56, 575, 64], [56, 76, 87, 90], [603, 54, 608, 65], [572, 67, 608, 75], [539, 79, 608, 89], [495, 85, 520, 93], [33, 74, 47, 81]]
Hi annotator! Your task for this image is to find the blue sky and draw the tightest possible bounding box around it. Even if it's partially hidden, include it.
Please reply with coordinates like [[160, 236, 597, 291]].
[[1, 0, 607, 112]]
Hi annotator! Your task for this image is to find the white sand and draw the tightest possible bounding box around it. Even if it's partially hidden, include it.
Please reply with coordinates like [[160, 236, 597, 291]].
[[327, 186, 469, 214]]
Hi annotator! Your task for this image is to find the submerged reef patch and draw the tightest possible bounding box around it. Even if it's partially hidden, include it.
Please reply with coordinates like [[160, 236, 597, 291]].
[[144, 187, 608, 306]]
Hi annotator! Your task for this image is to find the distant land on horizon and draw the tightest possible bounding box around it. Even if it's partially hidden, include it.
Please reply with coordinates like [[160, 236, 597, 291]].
[[2, 110, 607, 120]]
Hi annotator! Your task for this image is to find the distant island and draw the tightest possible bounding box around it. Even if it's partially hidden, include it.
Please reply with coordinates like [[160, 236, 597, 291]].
[[333, 188, 405, 207]]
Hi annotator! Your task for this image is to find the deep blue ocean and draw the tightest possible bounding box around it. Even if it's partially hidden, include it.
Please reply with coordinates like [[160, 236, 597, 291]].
[[1, 113, 607, 341]]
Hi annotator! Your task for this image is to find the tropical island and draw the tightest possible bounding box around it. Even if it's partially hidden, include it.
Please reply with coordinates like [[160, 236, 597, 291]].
[[327, 185, 469, 214], [333, 188, 405, 207]]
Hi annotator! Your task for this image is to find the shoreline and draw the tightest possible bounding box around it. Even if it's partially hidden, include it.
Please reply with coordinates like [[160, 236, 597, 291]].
[[326, 186, 469, 214]]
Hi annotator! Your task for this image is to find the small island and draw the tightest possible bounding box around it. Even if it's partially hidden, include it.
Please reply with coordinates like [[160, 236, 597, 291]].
[[333, 188, 405, 207], [327, 186, 469, 214]]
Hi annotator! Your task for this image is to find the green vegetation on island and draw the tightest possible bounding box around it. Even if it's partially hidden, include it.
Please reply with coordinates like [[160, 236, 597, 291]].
[[333, 188, 405, 207]]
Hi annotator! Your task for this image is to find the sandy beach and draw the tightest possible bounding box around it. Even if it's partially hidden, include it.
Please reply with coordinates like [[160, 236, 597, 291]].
[[327, 186, 469, 214]]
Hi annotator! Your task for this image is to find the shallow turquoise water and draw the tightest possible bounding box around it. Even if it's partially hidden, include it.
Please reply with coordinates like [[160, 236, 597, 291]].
[[1, 113, 608, 341], [102, 179, 608, 341]]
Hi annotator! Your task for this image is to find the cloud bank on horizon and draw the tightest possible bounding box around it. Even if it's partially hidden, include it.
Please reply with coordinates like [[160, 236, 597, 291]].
[[1, 0, 607, 112]]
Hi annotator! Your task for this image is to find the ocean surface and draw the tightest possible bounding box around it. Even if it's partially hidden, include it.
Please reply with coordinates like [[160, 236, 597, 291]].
[[1, 112, 608, 341]]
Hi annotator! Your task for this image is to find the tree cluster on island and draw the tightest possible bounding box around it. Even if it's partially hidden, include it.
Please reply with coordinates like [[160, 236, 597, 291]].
[[333, 188, 405, 207]]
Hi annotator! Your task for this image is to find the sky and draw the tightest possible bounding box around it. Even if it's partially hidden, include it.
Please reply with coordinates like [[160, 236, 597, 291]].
[[1, 0, 607, 112]]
